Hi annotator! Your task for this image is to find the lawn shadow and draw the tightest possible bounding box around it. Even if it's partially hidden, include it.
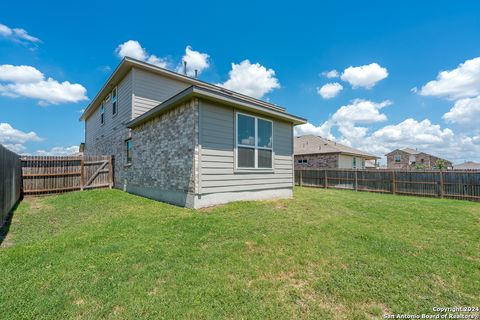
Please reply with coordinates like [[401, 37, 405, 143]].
[[0, 197, 22, 247]]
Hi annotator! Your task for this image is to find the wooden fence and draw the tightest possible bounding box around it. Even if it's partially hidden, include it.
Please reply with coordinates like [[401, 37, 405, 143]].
[[21, 155, 113, 195], [295, 169, 480, 201], [0, 145, 22, 224]]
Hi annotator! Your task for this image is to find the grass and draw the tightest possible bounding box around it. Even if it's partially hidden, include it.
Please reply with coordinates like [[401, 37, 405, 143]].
[[0, 187, 479, 319]]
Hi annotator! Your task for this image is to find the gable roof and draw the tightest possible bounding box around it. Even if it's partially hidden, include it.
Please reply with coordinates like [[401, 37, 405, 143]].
[[80, 57, 292, 121], [294, 135, 379, 159], [127, 85, 306, 128], [453, 161, 480, 170]]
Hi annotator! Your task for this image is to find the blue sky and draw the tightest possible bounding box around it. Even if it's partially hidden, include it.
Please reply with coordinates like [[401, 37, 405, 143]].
[[1, 0, 479, 163]]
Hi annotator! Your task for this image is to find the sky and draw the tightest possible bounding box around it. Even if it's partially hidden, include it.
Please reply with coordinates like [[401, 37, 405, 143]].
[[1, 0, 479, 164]]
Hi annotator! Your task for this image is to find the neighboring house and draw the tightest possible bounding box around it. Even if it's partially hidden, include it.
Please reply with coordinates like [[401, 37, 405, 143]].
[[294, 135, 379, 169], [80, 57, 306, 208], [385, 148, 453, 170], [453, 161, 480, 170]]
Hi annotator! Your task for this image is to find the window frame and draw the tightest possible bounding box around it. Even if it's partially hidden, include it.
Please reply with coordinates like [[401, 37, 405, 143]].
[[125, 138, 133, 165], [235, 112, 274, 171], [100, 102, 105, 125], [394, 154, 401, 163], [112, 87, 118, 116]]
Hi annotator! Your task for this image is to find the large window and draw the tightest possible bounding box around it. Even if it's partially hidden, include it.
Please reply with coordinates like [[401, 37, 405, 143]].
[[236, 113, 273, 169], [125, 139, 133, 164], [394, 154, 401, 163], [112, 87, 117, 115]]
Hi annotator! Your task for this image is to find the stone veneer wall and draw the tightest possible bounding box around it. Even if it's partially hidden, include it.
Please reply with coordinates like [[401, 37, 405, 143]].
[[294, 154, 338, 169], [387, 151, 453, 170], [123, 98, 199, 203]]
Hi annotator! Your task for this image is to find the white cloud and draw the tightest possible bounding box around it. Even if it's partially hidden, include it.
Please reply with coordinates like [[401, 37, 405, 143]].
[[419, 57, 480, 100], [443, 96, 480, 126], [115, 40, 168, 68], [218, 60, 280, 99], [331, 99, 390, 125], [35, 145, 79, 156], [3, 143, 27, 153], [341, 63, 388, 89], [0, 64, 88, 105], [0, 122, 42, 144], [322, 70, 339, 78], [317, 82, 343, 99], [176, 46, 210, 77], [0, 23, 41, 44]]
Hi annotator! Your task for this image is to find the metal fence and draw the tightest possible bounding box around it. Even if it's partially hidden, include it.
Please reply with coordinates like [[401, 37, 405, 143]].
[[21, 155, 113, 195], [295, 169, 480, 201], [0, 145, 22, 224]]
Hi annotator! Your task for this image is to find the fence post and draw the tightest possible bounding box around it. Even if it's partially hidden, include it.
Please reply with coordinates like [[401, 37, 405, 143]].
[[80, 157, 85, 191], [354, 169, 358, 191], [392, 170, 396, 194], [108, 155, 114, 188], [439, 170, 444, 198], [324, 169, 328, 188], [299, 170, 303, 186]]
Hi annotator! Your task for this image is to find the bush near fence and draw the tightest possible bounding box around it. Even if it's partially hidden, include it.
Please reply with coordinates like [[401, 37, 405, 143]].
[[0, 145, 22, 225], [295, 169, 480, 201]]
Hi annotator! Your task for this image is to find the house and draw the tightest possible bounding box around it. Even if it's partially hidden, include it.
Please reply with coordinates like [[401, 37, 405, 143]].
[[385, 148, 453, 170], [294, 135, 379, 169], [453, 161, 480, 170], [80, 57, 306, 208]]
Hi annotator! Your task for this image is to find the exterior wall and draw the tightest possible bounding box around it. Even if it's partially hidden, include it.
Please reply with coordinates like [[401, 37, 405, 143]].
[[294, 154, 338, 169], [84, 70, 133, 187], [197, 100, 294, 206], [132, 68, 190, 118], [123, 99, 199, 207]]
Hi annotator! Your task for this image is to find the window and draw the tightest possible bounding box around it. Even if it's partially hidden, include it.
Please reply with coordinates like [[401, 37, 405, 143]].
[[125, 139, 133, 164], [361, 159, 365, 168], [112, 87, 117, 115], [236, 113, 273, 169], [394, 155, 401, 163], [100, 103, 105, 124], [352, 157, 357, 169], [297, 159, 307, 164]]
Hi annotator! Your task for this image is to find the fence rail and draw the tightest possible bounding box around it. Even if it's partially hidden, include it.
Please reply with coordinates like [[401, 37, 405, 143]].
[[21, 155, 113, 195], [295, 169, 480, 201], [0, 145, 22, 224]]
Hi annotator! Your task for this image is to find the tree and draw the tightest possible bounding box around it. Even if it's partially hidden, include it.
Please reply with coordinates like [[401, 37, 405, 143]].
[[435, 159, 446, 170]]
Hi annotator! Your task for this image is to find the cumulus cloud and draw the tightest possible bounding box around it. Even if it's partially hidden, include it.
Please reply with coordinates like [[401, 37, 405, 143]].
[[0, 64, 88, 105], [3, 143, 27, 153], [0, 23, 41, 44], [322, 70, 339, 78], [115, 40, 168, 68], [0, 122, 43, 144], [317, 82, 343, 99], [341, 63, 388, 89], [419, 57, 480, 100], [218, 60, 280, 99], [176, 46, 210, 76], [35, 145, 79, 156], [443, 96, 480, 126], [331, 99, 390, 125]]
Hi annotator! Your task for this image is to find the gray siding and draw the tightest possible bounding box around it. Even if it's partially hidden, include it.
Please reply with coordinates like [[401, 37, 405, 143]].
[[84, 70, 133, 187], [199, 100, 294, 194], [132, 68, 190, 118]]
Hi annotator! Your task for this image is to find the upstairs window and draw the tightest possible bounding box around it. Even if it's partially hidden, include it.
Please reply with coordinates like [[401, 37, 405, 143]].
[[112, 87, 117, 115], [236, 113, 273, 169], [125, 139, 133, 164], [394, 155, 401, 163], [100, 103, 105, 124], [352, 157, 357, 169], [297, 159, 307, 164]]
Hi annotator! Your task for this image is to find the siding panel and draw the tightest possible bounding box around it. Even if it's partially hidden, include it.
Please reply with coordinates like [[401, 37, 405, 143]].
[[199, 100, 294, 194]]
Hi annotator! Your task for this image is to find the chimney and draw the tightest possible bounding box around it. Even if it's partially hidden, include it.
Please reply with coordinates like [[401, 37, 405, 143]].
[[183, 61, 187, 75], [194, 69, 198, 78]]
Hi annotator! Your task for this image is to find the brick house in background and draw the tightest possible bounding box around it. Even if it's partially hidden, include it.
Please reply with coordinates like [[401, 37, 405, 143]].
[[294, 135, 379, 169], [385, 148, 453, 170]]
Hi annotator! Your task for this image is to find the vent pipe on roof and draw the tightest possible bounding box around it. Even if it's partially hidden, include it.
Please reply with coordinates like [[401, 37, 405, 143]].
[[183, 61, 187, 75], [194, 69, 198, 78]]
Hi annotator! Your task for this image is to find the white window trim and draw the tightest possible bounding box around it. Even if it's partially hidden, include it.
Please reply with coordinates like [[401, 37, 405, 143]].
[[100, 102, 105, 125], [112, 86, 118, 116], [235, 112, 274, 171]]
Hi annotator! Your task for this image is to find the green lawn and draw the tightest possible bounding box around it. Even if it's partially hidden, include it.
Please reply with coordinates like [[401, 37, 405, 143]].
[[0, 188, 479, 319]]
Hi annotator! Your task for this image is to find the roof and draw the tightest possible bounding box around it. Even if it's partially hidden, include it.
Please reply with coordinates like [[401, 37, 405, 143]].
[[127, 85, 306, 128], [294, 135, 380, 159], [80, 57, 292, 121], [400, 148, 421, 155], [453, 161, 480, 170]]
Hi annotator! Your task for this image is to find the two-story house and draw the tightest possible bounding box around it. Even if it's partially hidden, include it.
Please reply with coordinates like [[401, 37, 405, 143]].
[[80, 57, 306, 208], [385, 148, 452, 170]]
